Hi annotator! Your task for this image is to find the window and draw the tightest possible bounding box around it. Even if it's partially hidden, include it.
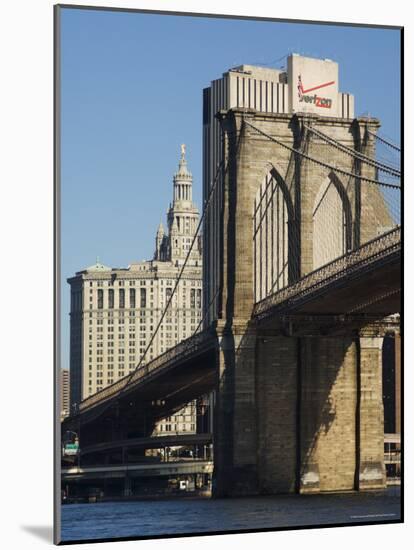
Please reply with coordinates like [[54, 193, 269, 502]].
[[119, 289, 125, 309], [140, 288, 146, 308], [108, 289, 114, 309], [190, 289, 195, 309], [130, 288, 136, 308]]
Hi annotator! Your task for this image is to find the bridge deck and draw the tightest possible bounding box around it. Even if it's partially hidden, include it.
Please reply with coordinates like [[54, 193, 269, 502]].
[[253, 228, 401, 322]]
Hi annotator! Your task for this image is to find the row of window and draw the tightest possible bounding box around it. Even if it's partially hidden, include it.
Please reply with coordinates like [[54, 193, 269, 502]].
[[91, 311, 201, 321], [97, 288, 147, 309], [83, 289, 202, 311], [158, 424, 196, 432], [89, 279, 202, 287]]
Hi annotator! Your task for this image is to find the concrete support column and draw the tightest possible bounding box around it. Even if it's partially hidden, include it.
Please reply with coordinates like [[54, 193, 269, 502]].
[[213, 319, 258, 497], [256, 333, 298, 493], [357, 335, 386, 490]]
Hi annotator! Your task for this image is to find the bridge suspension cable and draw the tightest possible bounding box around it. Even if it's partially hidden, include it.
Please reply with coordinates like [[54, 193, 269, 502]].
[[244, 119, 401, 190], [367, 130, 401, 152], [303, 124, 401, 178], [247, 119, 400, 304]]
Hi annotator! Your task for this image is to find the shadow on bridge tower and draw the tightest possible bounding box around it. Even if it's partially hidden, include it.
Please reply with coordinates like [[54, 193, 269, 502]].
[[212, 107, 393, 497]]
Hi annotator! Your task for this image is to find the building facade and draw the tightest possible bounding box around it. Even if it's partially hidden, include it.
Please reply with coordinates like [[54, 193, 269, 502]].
[[60, 368, 70, 421], [202, 54, 355, 325], [68, 146, 202, 435]]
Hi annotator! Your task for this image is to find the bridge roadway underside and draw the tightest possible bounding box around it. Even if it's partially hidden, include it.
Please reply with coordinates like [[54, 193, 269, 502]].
[[62, 460, 214, 482], [63, 346, 216, 448], [81, 433, 213, 457]]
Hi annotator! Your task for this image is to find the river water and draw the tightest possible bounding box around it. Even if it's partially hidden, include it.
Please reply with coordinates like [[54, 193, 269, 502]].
[[61, 487, 401, 542]]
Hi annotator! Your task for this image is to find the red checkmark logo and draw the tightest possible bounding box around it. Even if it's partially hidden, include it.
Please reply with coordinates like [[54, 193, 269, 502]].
[[301, 80, 335, 94]]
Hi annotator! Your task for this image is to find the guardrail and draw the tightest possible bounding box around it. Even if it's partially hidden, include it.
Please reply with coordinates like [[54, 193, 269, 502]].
[[253, 227, 401, 318]]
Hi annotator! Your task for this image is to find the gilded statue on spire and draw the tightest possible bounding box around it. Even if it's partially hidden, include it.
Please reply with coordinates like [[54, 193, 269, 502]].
[[180, 143, 186, 159]]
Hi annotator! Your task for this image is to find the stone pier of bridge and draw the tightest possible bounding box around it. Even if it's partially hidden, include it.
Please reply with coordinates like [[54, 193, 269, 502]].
[[212, 107, 388, 497], [214, 323, 386, 496]]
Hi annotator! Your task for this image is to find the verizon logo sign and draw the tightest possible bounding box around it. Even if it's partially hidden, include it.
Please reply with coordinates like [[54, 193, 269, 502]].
[[297, 75, 335, 109]]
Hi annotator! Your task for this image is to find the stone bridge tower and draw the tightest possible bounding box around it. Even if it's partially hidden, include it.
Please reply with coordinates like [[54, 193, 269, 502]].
[[203, 55, 393, 497]]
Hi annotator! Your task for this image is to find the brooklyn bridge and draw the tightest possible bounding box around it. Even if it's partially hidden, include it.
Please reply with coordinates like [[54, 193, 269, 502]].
[[62, 100, 401, 497]]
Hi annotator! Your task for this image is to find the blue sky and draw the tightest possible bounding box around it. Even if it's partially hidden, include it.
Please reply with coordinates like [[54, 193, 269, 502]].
[[60, 7, 401, 369]]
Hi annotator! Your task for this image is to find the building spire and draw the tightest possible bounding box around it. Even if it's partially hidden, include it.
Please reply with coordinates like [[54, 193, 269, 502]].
[[175, 143, 191, 178], [157, 221, 164, 236]]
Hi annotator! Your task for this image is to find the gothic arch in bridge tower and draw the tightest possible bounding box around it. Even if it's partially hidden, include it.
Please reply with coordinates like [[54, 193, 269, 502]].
[[253, 165, 296, 303], [312, 171, 353, 270]]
